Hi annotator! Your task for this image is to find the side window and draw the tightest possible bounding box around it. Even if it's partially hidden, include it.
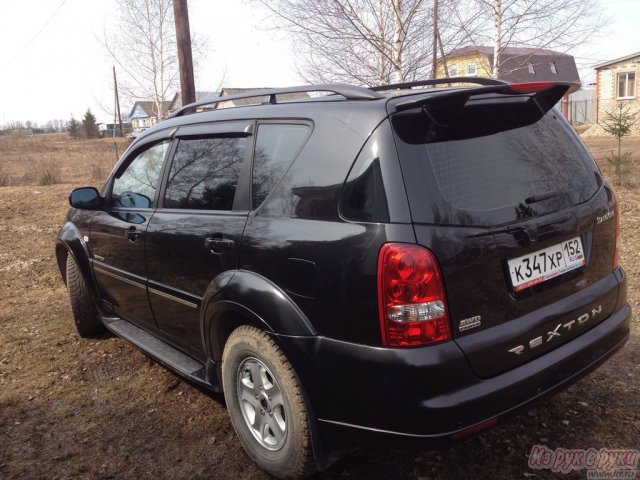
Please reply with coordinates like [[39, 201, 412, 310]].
[[340, 125, 391, 223], [164, 136, 247, 210], [252, 124, 309, 209], [112, 140, 169, 208], [617, 72, 636, 99]]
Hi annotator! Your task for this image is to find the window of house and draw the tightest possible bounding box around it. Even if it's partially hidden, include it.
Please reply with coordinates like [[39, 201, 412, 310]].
[[164, 136, 248, 210], [617, 72, 636, 99], [252, 124, 310, 209], [466, 63, 478, 76], [550, 62, 558, 75], [528, 63, 536, 75], [112, 141, 169, 208], [448, 66, 458, 77]]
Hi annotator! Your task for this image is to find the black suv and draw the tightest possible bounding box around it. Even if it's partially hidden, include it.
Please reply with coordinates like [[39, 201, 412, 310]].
[[56, 79, 631, 478]]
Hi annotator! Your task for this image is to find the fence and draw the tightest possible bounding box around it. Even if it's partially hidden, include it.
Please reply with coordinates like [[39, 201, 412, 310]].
[[559, 89, 597, 125]]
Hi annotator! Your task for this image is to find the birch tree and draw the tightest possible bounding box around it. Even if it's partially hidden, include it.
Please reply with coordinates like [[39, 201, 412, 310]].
[[259, 0, 485, 85], [258, 0, 408, 84], [469, 0, 607, 79], [104, 0, 178, 121]]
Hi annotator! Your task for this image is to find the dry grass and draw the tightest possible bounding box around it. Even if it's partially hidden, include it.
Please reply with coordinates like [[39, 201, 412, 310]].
[[0, 163, 10, 186], [0, 134, 126, 187], [0, 133, 638, 480], [89, 162, 109, 182], [34, 160, 62, 186]]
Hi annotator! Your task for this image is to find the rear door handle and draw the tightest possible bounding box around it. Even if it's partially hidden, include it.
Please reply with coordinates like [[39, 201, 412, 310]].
[[205, 237, 235, 253], [125, 227, 143, 242]]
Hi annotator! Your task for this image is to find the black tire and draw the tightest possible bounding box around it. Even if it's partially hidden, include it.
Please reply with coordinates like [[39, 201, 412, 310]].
[[65, 254, 106, 338], [222, 325, 317, 479]]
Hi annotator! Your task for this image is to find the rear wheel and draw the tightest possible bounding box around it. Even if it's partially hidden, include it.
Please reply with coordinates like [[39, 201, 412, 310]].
[[65, 254, 106, 337], [222, 325, 317, 479]]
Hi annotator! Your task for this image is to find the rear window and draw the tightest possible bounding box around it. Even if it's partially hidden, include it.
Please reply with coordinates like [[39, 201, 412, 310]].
[[392, 110, 600, 226]]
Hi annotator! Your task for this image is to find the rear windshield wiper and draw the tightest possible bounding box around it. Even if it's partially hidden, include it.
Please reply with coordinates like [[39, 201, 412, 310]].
[[468, 226, 527, 238], [524, 189, 565, 204]]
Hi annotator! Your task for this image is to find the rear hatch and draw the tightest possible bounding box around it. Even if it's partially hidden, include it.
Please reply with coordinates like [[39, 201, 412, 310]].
[[389, 83, 620, 378]]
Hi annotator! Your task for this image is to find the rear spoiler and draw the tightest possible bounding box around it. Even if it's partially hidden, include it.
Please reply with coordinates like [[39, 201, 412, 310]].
[[390, 82, 577, 143]]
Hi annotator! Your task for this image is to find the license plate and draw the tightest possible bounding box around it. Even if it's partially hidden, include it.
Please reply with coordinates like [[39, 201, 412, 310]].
[[508, 237, 585, 292]]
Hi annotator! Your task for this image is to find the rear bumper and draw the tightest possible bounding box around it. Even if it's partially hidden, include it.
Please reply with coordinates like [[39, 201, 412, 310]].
[[277, 302, 631, 439]]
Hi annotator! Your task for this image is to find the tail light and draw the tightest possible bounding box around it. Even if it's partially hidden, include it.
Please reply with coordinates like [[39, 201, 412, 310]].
[[614, 201, 621, 269], [508, 82, 555, 93], [377, 243, 451, 347]]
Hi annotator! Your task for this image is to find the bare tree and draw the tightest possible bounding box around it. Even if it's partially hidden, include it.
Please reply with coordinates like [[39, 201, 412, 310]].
[[258, 0, 486, 85], [257, 0, 435, 85], [467, 0, 608, 79], [103, 0, 178, 121]]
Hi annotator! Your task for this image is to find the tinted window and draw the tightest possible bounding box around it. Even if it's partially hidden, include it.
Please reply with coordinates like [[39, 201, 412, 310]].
[[252, 124, 309, 209], [112, 141, 169, 208], [164, 137, 247, 210], [341, 126, 391, 223], [426, 114, 598, 211], [393, 111, 600, 226]]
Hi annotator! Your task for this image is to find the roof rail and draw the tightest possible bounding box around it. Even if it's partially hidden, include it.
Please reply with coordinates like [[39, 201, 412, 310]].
[[371, 77, 507, 91], [169, 84, 383, 118]]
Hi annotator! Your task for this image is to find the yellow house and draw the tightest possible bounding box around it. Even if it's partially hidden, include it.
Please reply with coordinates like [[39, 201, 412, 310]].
[[435, 50, 492, 79]]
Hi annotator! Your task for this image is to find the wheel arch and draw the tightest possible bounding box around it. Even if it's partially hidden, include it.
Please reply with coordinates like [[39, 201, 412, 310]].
[[55, 222, 98, 297], [200, 269, 334, 470], [203, 269, 317, 364]]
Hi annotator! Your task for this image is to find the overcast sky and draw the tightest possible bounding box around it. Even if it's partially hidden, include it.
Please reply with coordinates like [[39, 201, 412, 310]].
[[0, 0, 638, 125]]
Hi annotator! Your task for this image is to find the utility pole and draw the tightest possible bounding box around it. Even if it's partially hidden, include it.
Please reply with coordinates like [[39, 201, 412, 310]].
[[113, 88, 117, 138], [113, 66, 124, 137], [431, 0, 438, 79], [173, 0, 196, 106]]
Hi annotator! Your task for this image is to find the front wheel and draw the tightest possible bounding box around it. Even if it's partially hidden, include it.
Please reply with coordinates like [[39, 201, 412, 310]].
[[65, 254, 106, 337], [222, 326, 317, 479]]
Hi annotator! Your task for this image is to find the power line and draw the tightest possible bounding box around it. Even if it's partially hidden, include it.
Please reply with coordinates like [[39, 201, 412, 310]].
[[8, 0, 67, 64]]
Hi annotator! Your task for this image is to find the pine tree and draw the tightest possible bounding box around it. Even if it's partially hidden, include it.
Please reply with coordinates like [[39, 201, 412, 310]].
[[68, 117, 80, 140], [82, 109, 99, 139], [601, 102, 638, 186]]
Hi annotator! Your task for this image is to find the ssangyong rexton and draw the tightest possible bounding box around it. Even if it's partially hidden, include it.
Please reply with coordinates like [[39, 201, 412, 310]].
[[56, 79, 631, 478]]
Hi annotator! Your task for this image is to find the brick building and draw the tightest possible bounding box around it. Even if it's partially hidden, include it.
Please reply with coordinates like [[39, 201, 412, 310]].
[[594, 51, 640, 123]]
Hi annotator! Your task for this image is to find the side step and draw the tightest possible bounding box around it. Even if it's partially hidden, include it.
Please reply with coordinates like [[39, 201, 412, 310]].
[[102, 317, 209, 386]]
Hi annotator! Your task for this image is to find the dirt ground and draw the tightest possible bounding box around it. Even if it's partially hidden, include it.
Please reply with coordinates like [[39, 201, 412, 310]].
[[0, 134, 638, 480]]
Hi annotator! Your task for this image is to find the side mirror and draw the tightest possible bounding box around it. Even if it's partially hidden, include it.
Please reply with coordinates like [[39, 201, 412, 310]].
[[69, 187, 102, 210]]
